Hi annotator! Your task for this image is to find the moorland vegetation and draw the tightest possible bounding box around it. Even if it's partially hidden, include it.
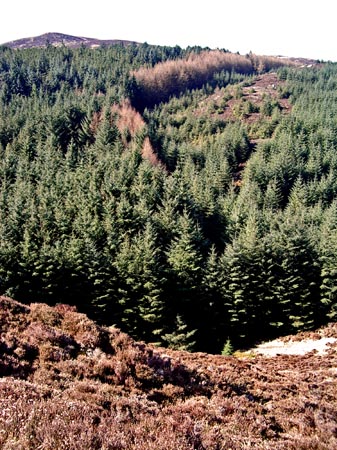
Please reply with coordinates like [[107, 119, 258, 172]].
[[1, 296, 336, 449]]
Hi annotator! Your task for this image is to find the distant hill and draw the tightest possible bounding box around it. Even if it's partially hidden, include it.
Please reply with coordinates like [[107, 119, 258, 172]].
[[1, 32, 139, 49]]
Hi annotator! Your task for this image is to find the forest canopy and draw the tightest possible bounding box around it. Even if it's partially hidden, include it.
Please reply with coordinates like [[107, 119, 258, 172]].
[[0, 42, 335, 353]]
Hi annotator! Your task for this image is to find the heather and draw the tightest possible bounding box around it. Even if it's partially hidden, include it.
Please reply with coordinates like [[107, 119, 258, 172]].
[[1, 296, 337, 449]]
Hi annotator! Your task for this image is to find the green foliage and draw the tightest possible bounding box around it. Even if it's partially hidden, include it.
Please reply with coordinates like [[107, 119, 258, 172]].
[[221, 338, 234, 356], [0, 44, 336, 352], [162, 314, 197, 351], [114, 222, 166, 343]]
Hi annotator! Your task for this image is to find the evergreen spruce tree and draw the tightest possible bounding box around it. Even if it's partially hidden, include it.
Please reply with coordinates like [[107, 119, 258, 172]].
[[268, 212, 322, 334], [114, 222, 166, 343], [221, 212, 267, 346], [200, 245, 227, 353], [319, 202, 337, 321], [165, 209, 204, 347], [162, 314, 197, 351]]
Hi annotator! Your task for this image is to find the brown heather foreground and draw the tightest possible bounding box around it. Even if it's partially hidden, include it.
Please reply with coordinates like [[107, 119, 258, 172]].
[[0, 296, 337, 449]]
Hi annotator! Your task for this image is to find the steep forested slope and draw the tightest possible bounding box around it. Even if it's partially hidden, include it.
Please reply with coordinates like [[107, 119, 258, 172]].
[[0, 43, 336, 353]]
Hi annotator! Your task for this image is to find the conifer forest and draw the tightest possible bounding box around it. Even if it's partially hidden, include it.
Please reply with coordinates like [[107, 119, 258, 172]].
[[1, 42, 337, 353]]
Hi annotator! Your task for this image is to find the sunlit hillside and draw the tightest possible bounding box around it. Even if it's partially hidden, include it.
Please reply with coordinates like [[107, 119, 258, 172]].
[[0, 39, 334, 353], [1, 296, 337, 449]]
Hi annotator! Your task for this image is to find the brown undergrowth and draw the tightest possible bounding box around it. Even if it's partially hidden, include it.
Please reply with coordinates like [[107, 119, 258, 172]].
[[1, 295, 337, 449], [133, 51, 295, 110]]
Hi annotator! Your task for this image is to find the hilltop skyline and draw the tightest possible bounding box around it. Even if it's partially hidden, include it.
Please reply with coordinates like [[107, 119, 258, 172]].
[[1, 0, 336, 61]]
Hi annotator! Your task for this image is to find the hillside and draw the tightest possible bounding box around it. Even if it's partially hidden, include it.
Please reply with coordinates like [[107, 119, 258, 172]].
[[1, 32, 138, 49], [0, 295, 336, 449], [0, 42, 337, 351], [1, 34, 337, 449]]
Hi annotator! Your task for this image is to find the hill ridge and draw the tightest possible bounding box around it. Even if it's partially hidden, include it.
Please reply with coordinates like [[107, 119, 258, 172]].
[[1, 32, 139, 49]]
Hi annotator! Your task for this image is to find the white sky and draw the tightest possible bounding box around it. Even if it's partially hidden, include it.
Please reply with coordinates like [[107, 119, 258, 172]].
[[1, 0, 335, 61]]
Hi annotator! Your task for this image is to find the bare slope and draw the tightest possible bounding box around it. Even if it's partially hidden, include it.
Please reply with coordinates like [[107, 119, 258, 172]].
[[1, 296, 337, 449], [1, 32, 138, 49]]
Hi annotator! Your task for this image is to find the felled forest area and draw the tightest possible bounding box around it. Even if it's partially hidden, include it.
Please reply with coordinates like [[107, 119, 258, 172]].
[[0, 43, 336, 353]]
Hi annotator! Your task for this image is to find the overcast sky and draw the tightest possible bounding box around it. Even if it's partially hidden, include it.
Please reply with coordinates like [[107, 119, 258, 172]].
[[1, 0, 335, 61]]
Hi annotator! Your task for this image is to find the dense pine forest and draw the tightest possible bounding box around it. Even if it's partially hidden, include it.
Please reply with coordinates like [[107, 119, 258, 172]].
[[0, 42, 336, 353]]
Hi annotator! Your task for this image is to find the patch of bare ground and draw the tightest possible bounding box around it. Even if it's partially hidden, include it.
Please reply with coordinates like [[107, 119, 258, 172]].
[[253, 337, 337, 357], [196, 72, 292, 127], [200, 72, 293, 188], [1, 295, 337, 449], [242, 72, 292, 117], [252, 322, 337, 357]]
